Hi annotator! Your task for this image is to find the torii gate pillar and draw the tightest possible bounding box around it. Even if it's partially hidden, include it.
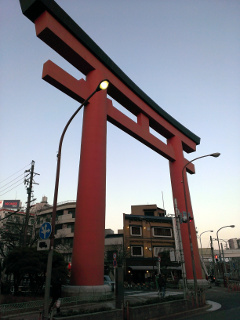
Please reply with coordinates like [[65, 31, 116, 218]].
[[168, 136, 203, 280], [71, 71, 108, 286]]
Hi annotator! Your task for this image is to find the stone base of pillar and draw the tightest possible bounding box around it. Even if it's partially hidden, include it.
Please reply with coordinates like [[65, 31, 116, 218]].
[[62, 285, 113, 300]]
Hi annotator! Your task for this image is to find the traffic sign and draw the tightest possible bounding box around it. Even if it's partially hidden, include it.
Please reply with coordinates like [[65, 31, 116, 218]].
[[113, 253, 117, 260], [37, 239, 50, 251], [39, 222, 52, 240]]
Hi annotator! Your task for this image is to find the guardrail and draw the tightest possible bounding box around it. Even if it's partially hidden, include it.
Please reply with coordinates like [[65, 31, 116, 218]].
[[0, 299, 43, 315], [0, 292, 113, 315]]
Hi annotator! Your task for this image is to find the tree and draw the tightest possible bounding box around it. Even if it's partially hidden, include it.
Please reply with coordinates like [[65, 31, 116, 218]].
[[0, 211, 38, 258], [3, 247, 68, 295]]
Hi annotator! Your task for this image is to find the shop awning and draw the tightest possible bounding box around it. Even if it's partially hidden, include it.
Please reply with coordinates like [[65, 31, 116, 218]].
[[129, 266, 182, 271], [129, 266, 157, 270]]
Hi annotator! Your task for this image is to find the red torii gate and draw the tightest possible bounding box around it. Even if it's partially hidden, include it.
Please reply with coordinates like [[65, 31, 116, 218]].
[[20, 0, 203, 287]]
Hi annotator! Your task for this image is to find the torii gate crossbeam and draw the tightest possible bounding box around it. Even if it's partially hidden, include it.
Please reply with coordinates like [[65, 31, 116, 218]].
[[20, 0, 203, 288]]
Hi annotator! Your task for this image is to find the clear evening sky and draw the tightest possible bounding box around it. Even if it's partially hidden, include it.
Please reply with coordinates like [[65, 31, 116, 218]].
[[0, 0, 239, 249]]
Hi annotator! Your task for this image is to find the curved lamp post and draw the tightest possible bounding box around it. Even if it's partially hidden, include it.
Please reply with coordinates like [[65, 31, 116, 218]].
[[43, 79, 109, 319], [182, 152, 220, 304], [213, 237, 229, 275], [216, 225, 235, 263], [213, 238, 228, 250], [199, 230, 213, 261]]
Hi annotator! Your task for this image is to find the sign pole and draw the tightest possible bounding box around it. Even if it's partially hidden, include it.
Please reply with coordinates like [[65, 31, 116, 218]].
[[158, 254, 161, 275]]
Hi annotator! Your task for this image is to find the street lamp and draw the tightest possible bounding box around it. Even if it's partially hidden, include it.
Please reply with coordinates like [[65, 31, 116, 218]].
[[212, 238, 229, 250], [199, 230, 213, 261], [216, 225, 235, 263], [43, 79, 109, 319], [216, 225, 234, 282], [182, 152, 220, 305]]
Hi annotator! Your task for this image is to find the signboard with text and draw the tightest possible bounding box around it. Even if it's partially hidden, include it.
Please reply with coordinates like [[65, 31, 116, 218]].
[[2, 200, 20, 210]]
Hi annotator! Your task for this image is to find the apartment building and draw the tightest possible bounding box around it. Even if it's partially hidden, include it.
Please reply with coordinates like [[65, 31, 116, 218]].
[[229, 238, 240, 249], [34, 199, 76, 262], [123, 204, 177, 283]]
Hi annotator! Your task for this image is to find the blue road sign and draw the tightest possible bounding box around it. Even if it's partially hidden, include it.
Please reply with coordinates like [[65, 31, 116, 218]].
[[39, 222, 52, 240]]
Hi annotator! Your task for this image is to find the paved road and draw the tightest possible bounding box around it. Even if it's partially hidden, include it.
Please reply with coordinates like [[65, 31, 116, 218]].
[[171, 286, 240, 320], [125, 286, 240, 320]]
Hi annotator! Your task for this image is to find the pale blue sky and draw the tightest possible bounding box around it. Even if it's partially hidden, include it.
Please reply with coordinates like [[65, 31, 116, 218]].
[[0, 0, 239, 248]]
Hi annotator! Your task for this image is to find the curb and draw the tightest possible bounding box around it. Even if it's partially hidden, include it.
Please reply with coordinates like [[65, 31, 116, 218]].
[[150, 303, 211, 320]]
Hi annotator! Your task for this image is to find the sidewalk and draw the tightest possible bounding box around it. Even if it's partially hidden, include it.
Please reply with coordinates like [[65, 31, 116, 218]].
[[1, 289, 185, 320]]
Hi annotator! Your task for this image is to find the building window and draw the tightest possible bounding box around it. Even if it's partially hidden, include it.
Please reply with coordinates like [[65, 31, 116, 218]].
[[55, 225, 62, 233], [131, 246, 143, 257], [56, 210, 64, 219], [152, 227, 172, 238], [69, 210, 75, 218], [64, 238, 73, 247], [130, 226, 142, 236], [144, 211, 154, 216], [154, 247, 172, 257]]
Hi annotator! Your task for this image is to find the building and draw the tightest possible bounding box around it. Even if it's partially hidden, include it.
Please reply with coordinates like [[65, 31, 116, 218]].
[[0, 207, 35, 261], [33, 200, 180, 283], [34, 199, 76, 262], [229, 238, 240, 249], [104, 229, 124, 275], [123, 204, 178, 284], [30, 196, 51, 214]]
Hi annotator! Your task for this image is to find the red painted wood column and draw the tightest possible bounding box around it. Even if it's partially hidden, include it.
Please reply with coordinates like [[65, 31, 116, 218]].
[[168, 136, 203, 280], [71, 70, 108, 286]]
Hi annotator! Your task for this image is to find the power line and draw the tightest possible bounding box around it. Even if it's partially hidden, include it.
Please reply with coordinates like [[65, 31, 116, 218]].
[[0, 163, 31, 185], [0, 181, 25, 197], [0, 208, 23, 221], [0, 176, 25, 193], [0, 173, 25, 191]]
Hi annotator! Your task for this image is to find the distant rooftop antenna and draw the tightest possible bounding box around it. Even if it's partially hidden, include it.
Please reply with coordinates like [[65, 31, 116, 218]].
[[161, 191, 165, 210]]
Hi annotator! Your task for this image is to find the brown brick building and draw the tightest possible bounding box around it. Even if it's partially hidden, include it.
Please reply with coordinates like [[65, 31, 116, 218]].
[[123, 204, 178, 283]]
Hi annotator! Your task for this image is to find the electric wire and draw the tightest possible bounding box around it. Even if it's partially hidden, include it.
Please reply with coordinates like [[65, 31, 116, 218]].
[[0, 181, 25, 197], [0, 176, 25, 193], [0, 163, 31, 197], [0, 163, 31, 184], [0, 209, 22, 221], [0, 173, 25, 191]]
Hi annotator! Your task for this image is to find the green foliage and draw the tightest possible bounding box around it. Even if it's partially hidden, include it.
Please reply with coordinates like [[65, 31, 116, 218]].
[[51, 251, 68, 284], [3, 247, 68, 295], [0, 213, 38, 257]]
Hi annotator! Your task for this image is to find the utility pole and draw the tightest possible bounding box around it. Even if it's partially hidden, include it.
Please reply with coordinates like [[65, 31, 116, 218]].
[[174, 198, 187, 298], [210, 236, 216, 280], [221, 243, 227, 274], [23, 160, 39, 246]]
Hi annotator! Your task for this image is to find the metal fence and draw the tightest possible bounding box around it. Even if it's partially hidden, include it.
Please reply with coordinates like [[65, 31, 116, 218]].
[[0, 299, 43, 315], [0, 291, 114, 315]]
